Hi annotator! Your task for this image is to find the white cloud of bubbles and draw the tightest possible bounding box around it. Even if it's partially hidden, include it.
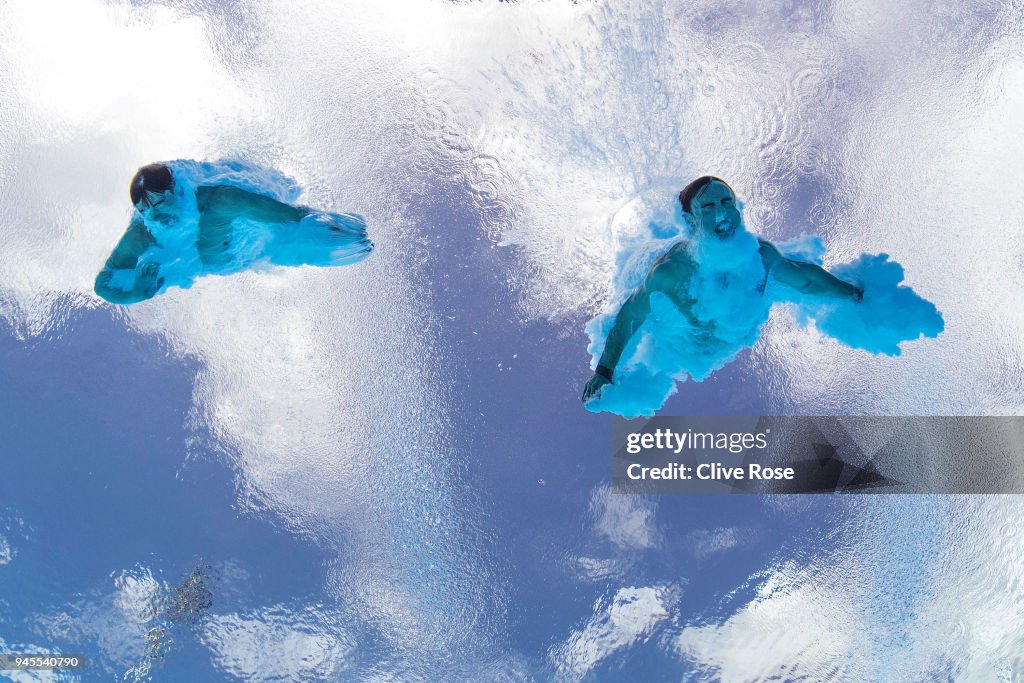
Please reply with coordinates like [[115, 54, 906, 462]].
[[686, 526, 750, 560], [201, 605, 355, 683], [0, 535, 12, 565], [590, 485, 661, 552], [32, 566, 162, 679], [29, 563, 363, 682], [569, 487, 661, 583], [550, 585, 678, 682], [674, 496, 1024, 681]]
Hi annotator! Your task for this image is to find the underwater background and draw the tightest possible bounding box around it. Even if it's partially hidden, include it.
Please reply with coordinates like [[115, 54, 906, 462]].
[[1, 0, 1023, 680]]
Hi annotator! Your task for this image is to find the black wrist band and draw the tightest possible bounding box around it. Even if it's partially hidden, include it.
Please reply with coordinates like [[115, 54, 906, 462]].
[[595, 365, 614, 381]]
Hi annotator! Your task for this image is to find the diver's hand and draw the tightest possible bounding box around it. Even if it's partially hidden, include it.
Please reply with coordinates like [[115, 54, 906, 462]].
[[582, 373, 612, 405], [134, 262, 164, 299]]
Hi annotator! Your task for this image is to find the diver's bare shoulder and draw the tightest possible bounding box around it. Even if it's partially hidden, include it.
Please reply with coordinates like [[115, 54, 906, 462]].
[[646, 240, 697, 298], [195, 185, 235, 216], [197, 184, 305, 223]]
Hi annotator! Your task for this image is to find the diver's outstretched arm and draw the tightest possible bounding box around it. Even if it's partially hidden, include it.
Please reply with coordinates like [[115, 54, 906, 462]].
[[775, 259, 862, 300], [583, 288, 652, 403], [598, 290, 652, 374], [197, 185, 308, 224], [94, 217, 162, 304], [759, 240, 862, 301], [583, 246, 702, 404]]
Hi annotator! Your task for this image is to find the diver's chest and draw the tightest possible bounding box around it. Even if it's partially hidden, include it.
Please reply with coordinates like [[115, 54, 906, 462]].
[[683, 270, 756, 296]]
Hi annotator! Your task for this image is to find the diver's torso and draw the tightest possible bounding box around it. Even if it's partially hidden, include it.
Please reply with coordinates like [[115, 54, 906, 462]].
[[648, 232, 771, 341]]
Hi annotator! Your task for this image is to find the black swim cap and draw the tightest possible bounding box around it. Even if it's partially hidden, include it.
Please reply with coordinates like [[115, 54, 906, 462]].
[[678, 175, 734, 214], [130, 163, 174, 206]]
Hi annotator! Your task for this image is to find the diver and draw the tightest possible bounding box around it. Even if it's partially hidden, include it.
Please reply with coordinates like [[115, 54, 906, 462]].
[[95, 161, 373, 304], [582, 176, 864, 407]]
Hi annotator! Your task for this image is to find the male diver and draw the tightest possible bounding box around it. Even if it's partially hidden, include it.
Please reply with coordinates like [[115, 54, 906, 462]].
[[95, 162, 373, 304], [582, 176, 863, 405]]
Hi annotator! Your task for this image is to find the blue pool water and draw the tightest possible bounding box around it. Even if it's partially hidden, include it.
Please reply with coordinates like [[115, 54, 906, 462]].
[[1, 0, 1023, 680]]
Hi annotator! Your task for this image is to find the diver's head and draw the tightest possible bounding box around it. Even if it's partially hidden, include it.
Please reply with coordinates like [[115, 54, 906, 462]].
[[130, 163, 175, 212], [679, 176, 741, 240]]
